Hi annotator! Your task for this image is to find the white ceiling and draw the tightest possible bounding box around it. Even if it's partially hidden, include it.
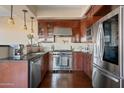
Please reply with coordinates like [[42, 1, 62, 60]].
[[36, 5, 87, 9], [35, 5, 90, 19], [0, 5, 90, 20]]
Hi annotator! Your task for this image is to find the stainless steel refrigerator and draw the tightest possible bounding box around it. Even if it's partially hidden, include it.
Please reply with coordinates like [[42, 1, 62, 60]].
[[92, 6, 124, 88]]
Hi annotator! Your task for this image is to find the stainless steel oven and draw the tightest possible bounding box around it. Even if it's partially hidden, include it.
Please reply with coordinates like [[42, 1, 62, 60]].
[[52, 51, 72, 71]]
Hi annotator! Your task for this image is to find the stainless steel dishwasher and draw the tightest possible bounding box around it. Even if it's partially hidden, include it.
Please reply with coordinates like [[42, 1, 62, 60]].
[[30, 56, 41, 88]]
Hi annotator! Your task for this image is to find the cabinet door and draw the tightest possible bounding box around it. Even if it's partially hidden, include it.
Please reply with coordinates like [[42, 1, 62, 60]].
[[72, 28, 81, 43], [83, 53, 87, 73], [78, 53, 83, 71], [49, 53, 53, 71], [82, 53, 92, 79], [44, 53, 49, 72], [82, 53, 85, 72], [38, 22, 54, 43], [46, 25, 54, 42], [73, 52, 83, 71], [41, 57, 45, 81], [0, 62, 28, 88], [89, 54, 93, 79]]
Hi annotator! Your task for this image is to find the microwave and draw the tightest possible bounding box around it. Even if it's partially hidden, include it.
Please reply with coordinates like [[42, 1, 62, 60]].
[[86, 27, 92, 41]]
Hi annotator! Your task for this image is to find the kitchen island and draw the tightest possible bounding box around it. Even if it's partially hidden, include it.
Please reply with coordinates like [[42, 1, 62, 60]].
[[0, 51, 49, 88]]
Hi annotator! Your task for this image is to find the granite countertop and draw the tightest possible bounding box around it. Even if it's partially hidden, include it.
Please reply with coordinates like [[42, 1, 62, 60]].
[[25, 51, 49, 60], [0, 51, 49, 61]]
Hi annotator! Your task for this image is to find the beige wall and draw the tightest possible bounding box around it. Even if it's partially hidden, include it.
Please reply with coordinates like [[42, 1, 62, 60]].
[[0, 16, 38, 45]]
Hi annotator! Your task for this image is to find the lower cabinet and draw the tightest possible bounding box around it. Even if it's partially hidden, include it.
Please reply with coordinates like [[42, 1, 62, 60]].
[[73, 52, 83, 71], [71, 52, 92, 79], [0, 53, 50, 88], [0, 61, 28, 88], [41, 53, 49, 82], [82, 53, 93, 79]]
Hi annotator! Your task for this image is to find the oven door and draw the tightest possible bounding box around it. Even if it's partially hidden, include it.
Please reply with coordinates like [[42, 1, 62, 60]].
[[52, 53, 72, 70], [52, 54, 61, 70], [60, 55, 72, 70], [94, 7, 121, 77]]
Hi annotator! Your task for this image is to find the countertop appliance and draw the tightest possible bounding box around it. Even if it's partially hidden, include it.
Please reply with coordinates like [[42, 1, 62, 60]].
[[30, 56, 41, 88], [52, 51, 72, 71], [92, 6, 124, 88], [10, 44, 24, 60]]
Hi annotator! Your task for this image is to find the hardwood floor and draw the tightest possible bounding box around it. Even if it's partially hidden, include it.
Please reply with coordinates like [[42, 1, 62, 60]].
[[39, 71, 92, 88]]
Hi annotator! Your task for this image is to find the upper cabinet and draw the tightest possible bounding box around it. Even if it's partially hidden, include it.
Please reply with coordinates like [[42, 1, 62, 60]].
[[38, 21, 54, 43], [86, 5, 112, 17], [38, 20, 81, 43], [80, 5, 113, 42]]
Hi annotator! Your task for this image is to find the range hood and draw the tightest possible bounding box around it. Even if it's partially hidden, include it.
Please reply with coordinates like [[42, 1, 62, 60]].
[[53, 27, 72, 36]]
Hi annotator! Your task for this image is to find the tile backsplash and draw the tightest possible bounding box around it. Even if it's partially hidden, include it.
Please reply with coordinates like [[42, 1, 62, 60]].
[[40, 42, 94, 54]]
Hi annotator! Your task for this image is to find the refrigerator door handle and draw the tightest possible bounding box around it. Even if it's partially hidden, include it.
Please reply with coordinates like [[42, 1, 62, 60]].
[[98, 23, 104, 62], [100, 24, 105, 61], [96, 24, 101, 58], [102, 26, 105, 61]]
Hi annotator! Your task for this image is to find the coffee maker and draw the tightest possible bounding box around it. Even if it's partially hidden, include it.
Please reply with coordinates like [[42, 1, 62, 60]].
[[10, 44, 24, 60]]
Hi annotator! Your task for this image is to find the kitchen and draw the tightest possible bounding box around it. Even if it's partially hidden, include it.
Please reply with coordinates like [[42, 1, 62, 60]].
[[0, 5, 122, 88]]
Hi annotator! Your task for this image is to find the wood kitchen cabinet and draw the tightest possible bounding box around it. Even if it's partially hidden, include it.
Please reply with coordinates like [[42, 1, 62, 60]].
[[38, 20, 81, 43], [49, 53, 53, 71], [0, 61, 28, 88], [38, 22, 54, 43], [73, 52, 93, 79], [43, 52, 49, 73], [80, 5, 112, 42], [72, 27, 81, 43], [82, 53, 93, 79], [85, 5, 111, 17], [85, 6, 103, 17], [73, 52, 83, 71], [41, 53, 49, 82]]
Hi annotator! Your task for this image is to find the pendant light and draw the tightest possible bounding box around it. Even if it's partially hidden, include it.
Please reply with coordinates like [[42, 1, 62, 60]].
[[8, 5, 15, 25], [30, 17, 34, 33], [22, 10, 28, 30]]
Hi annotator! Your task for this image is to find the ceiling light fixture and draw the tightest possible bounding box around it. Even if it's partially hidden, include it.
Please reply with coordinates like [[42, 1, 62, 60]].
[[22, 10, 28, 30], [8, 5, 15, 25], [30, 17, 34, 33]]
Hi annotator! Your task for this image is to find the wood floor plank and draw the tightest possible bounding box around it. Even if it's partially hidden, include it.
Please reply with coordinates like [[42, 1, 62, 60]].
[[39, 71, 92, 88]]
